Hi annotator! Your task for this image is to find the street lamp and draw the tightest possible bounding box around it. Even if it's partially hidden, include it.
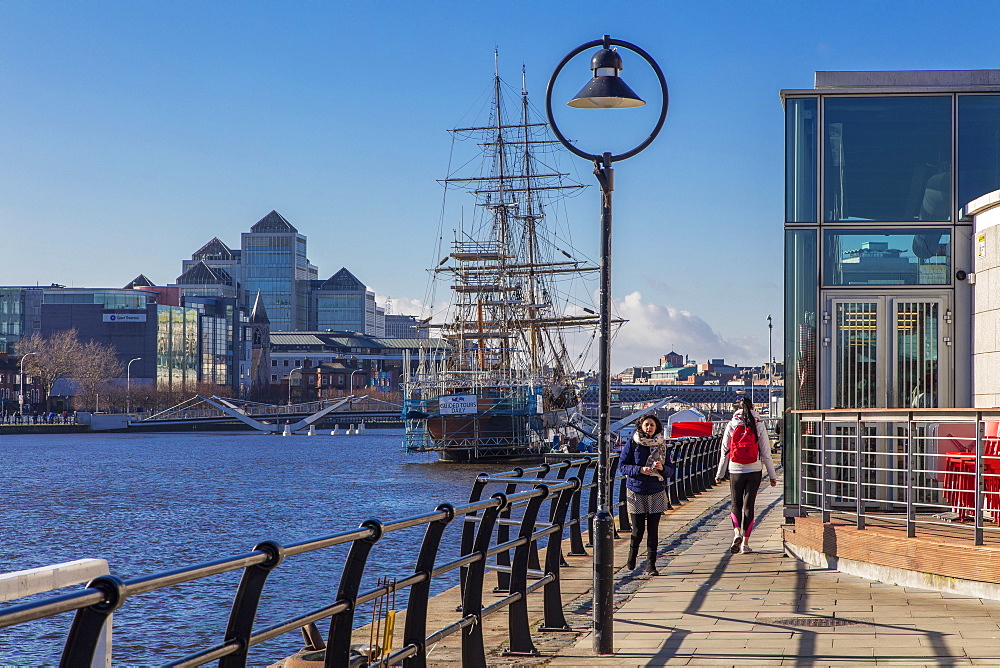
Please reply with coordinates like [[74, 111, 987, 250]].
[[349, 368, 362, 393], [127, 357, 141, 415], [19, 352, 38, 416], [288, 366, 303, 405], [546, 35, 668, 655]]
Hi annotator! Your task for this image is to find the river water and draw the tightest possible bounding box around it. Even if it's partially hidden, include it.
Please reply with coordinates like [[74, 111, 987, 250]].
[[1, 430, 511, 666]]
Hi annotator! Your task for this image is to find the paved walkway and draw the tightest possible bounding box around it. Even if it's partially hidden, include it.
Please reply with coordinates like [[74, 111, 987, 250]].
[[545, 479, 1000, 667]]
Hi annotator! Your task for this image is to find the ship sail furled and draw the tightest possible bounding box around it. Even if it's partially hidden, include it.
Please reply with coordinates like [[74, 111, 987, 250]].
[[403, 57, 618, 462]]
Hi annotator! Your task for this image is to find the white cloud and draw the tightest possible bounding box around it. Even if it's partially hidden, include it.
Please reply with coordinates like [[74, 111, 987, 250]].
[[608, 291, 766, 369], [384, 296, 426, 317], [386, 291, 770, 372]]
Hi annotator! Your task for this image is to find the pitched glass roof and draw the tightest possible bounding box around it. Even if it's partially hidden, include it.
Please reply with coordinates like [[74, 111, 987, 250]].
[[176, 261, 233, 286], [250, 210, 297, 233], [320, 268, 364, 291], [192, 237, 234, 261]]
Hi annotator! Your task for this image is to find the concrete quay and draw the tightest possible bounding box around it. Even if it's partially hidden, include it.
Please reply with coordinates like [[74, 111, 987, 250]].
[[546, 479, 1000, 667]]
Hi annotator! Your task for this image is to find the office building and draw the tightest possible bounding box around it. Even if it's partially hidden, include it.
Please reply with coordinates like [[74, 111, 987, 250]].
[[240, 211, 318, 332]]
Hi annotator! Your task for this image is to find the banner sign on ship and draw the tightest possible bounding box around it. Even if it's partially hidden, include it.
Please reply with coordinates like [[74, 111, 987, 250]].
[[439, 395, 478, 415]]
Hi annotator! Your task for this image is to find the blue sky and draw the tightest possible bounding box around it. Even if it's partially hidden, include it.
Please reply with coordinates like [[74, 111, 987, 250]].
[[4, 1, 1000, 370]]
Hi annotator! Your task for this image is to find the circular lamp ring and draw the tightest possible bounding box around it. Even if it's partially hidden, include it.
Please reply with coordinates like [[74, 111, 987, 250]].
[[545, 37, 669, 163]]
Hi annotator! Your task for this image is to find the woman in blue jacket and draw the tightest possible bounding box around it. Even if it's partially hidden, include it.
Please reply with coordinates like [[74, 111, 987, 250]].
[[618, 414, 673, 575]]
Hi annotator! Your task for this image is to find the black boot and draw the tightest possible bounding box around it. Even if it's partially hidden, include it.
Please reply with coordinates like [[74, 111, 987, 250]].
[[626, 536, 641, 570], [644, 550, 659, 576]]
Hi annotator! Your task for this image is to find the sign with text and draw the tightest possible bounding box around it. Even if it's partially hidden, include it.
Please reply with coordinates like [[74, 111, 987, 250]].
[[103, 314, 147, 323], [439, 394, 478, 415]]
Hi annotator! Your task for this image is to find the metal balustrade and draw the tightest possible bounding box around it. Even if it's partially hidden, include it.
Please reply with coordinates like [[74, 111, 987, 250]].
[[797, 409, 1000, 546], [0, 434, 723, 667]]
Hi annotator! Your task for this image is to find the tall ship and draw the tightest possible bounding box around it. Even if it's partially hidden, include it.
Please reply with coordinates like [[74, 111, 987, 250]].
[[402, 56, 605, 463]]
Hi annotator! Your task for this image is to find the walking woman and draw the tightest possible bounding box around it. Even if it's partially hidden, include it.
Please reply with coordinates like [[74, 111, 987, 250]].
[[618, 414, 674, 575], [715, 396, 777, 554]]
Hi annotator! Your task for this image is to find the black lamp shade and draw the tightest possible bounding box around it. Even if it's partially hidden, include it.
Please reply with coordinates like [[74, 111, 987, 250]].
[[568, 75, 645, 109]]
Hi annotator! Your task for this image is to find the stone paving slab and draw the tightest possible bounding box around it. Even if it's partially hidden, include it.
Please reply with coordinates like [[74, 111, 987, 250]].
[[544, 478, 1000, 667]]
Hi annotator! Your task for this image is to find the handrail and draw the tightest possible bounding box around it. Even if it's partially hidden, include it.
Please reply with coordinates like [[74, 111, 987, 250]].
[[795, 409, 1000, 546], [0, 437, 723, 666]]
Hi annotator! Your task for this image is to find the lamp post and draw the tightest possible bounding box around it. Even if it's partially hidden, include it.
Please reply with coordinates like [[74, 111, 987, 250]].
[[127, 357, 141, 415], [349, 368, 362, 393], [288, 366, 303, 405], [767, 315, 773, 416], [546, 35, 668, 655], [19, 352, 38, 417]]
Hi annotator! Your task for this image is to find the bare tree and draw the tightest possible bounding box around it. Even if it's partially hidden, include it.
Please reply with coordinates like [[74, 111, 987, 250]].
[[77, 341, 124, 412], [17, 330, 84, 408]]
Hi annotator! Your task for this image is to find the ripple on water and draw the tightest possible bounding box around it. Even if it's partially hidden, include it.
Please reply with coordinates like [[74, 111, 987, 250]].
[[1, 430, 497, 665]]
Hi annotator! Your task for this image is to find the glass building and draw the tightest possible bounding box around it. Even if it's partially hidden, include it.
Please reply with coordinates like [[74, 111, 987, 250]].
[[783, 70, 1000, 502], [156, 305, 199, 390], [311, 268, 385, 336], [240, 211, 317, 332]]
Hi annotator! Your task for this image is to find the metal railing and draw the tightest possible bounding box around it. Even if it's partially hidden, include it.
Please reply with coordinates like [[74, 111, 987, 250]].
[[797, 409, 1000, 545], [0, 434, 722, 667]]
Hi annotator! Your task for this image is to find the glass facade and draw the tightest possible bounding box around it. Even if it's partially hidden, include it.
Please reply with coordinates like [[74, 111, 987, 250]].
[[0, 288, 25, 353], [822, 229, 951, 285], [316, 294, 366, 331], [784, 230, 817, 503], [785, 98, 818, 222], [241, 231, 315, 331], [187, 299, 235, 388], [44, 291, 147, 309], [823, 96, 952, 223], [156, 305, 199, 390], [781, 73, 1000, 507], [958, 95, 1000, 208]]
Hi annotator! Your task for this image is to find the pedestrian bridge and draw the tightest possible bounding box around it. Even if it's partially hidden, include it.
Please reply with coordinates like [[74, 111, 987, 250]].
[[132, 394, 403, 433]]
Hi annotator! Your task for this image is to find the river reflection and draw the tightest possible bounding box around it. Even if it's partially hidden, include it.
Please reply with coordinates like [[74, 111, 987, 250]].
[[1, 430, 510, 665]]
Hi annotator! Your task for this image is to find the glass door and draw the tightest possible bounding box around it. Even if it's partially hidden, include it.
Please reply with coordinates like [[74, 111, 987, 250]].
[[824, 294, 949, 409], [893, 299, 942, 408], [830, 298, 883, 409]]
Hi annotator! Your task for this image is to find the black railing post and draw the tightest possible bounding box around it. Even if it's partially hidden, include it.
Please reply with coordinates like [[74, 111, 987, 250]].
[[504, 487, 548, 656], [529, 464, 552, 572], [673, 440, 688, 502], [402, 503, 455, 668], [61, 575, 127, 668], [459, 473, 491, 605], [691, 439, 706, 495], [566, 459, 591, 556], [494, 468, 524, 593], [586, 463, 598, 547], [219, 541, 285, 668], [539, 478, 580, 632], [326, 519, 384, 665], [461, 494, 505, 668]]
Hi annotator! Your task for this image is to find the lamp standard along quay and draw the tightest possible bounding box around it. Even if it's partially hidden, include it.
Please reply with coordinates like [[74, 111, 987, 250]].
[[546, 34, 668, 655]]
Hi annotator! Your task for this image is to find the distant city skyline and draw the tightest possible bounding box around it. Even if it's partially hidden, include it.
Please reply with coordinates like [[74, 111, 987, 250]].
[[5, 1, 1000, 368]]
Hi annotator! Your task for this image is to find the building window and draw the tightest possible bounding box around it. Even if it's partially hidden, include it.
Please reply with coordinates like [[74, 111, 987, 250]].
[[824, 96, 952, 223], [959, 95, 1000, 208], [271, 374, 278, 381], [785, 97, 818, 223], [822, 229, 951, 286], [272, 360, 277, 366], [283, 360, 289, 367]]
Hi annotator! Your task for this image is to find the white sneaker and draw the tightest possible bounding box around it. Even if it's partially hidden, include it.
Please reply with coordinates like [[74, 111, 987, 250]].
[[740, 544, 754, 554], [730, 536, 742, 553]]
